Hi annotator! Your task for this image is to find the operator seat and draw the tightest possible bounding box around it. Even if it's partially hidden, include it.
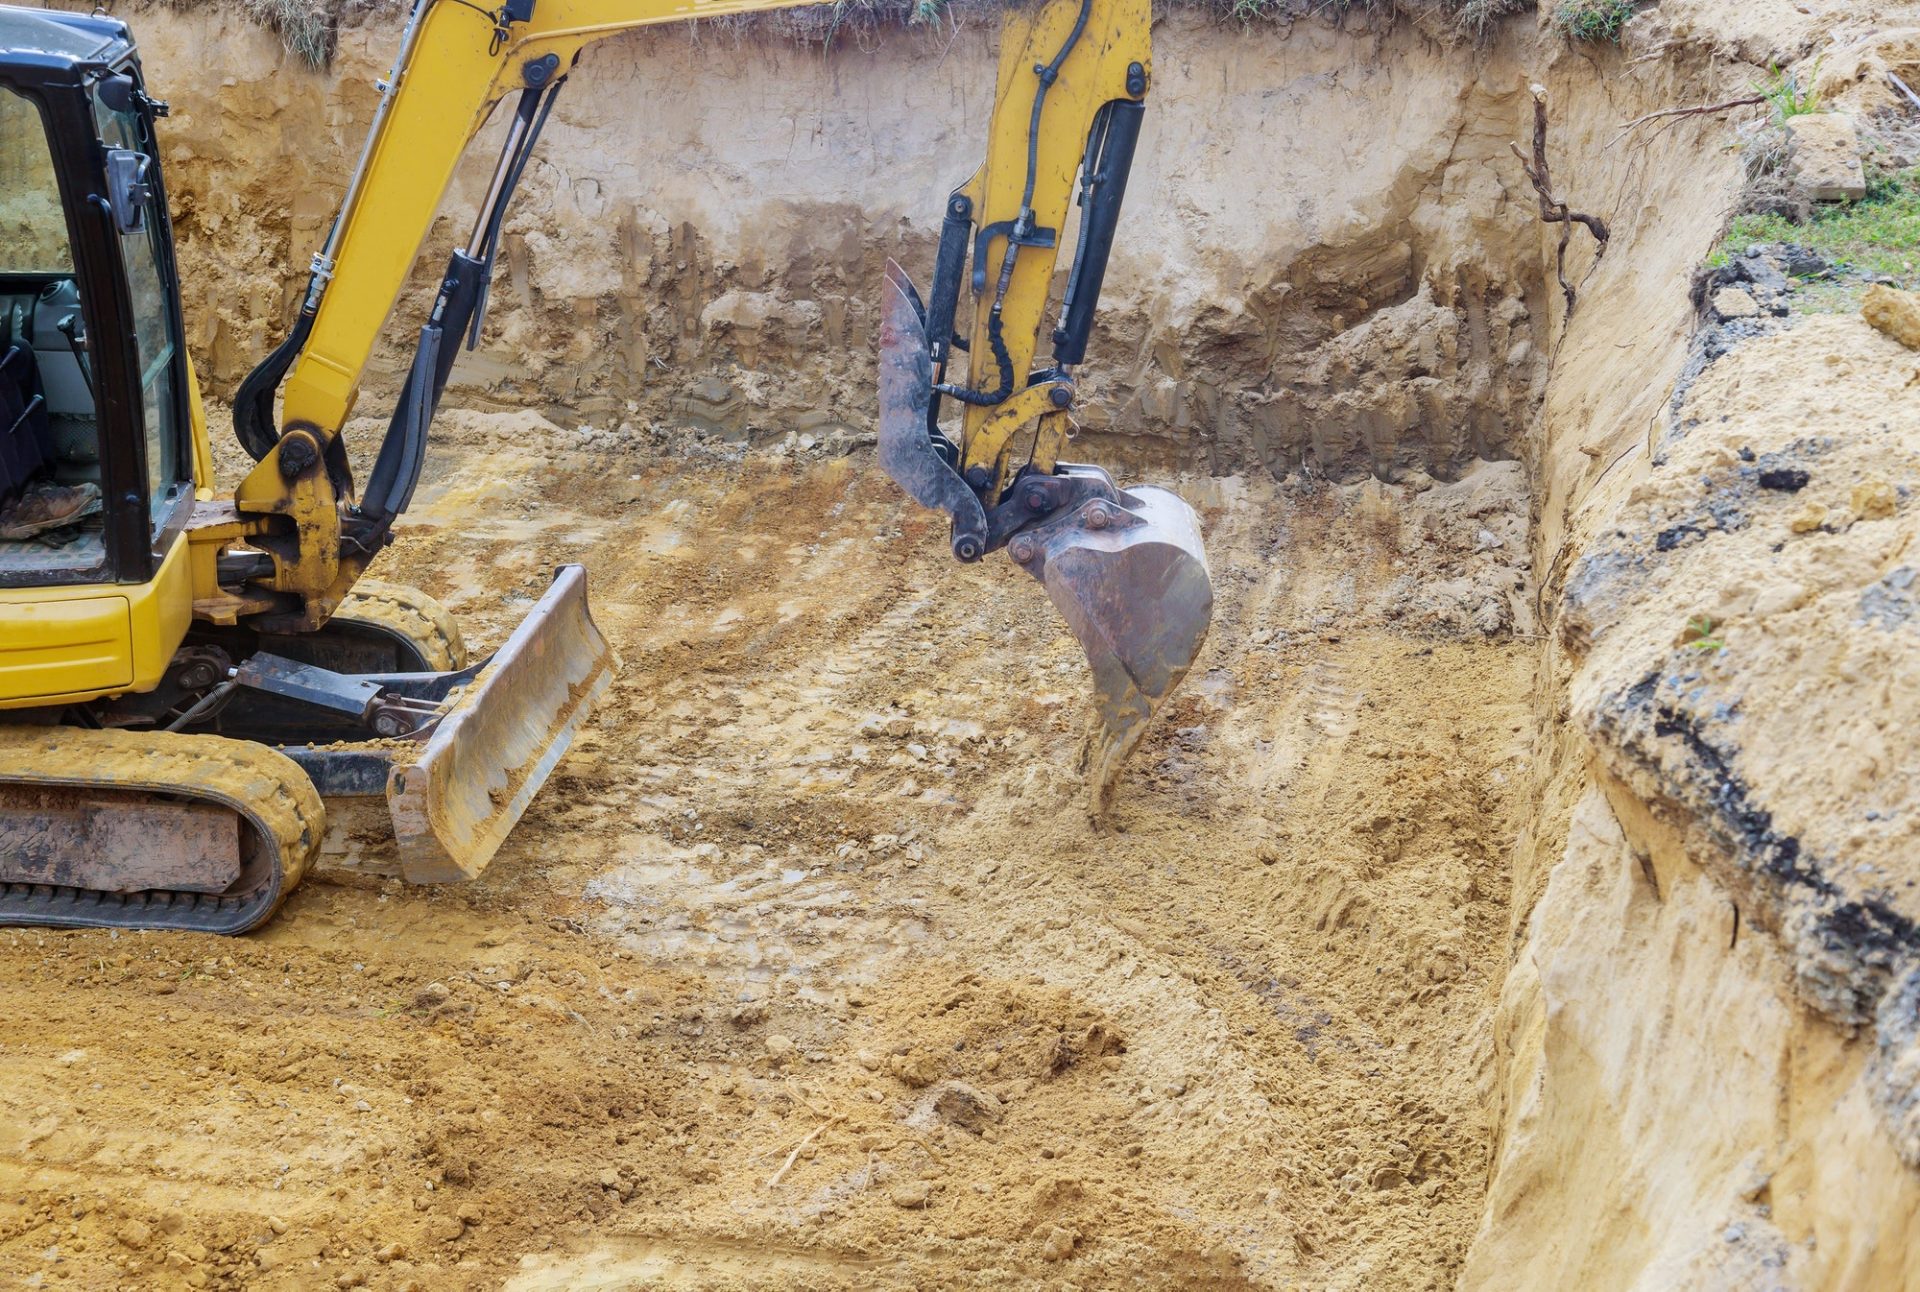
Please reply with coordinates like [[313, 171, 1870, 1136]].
[[0, 302, 53, 503]]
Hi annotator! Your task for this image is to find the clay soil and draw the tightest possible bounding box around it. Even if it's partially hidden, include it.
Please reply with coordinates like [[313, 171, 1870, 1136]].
[[0, 415, 1533, 1290]]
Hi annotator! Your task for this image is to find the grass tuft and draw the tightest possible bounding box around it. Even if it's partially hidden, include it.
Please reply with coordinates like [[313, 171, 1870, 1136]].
[[1754, 61, 1821, 123], [238, 0, 337, 68], [1715, 166, 1920, 307], [1551, 0, 1638, 43]]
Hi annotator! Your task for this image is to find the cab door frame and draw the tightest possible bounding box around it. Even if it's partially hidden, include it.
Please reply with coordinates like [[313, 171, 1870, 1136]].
[[0, 49, 193, 589]]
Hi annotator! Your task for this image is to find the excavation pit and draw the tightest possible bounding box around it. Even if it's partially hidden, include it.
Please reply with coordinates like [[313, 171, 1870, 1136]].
[[4, 2, 1920, 1288]]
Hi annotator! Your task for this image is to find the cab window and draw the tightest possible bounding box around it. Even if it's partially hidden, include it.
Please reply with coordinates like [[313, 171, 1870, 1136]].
[[94, 87, 186, 518], [1, 86, 104, 577]]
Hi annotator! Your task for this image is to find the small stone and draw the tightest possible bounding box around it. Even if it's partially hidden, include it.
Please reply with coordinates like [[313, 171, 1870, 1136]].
[[889, 1050, 940, 1088], [1852, 480, 1898, 521], [115, 1220, 151, 1250], [413, 982, 450, 1009], [1789, 502, 1828, 534], [1712, 287, 1760, 320], [856, 1049, 882, 1071], [597, 1169, 621, 1189], [1863, 284, 1920, 350], [455, 1204, 483, 1225], [764, 1035, 796, 1062], [1752, 582, 1806, 616], [890, 1181, 930, 1209], [426, 1215, 464, 1243], [266, 1216, 288, 1237], [728, 1001, 767, 1028], [930, 1081, 1004, 1134], [883, 715, 913, 738], [1040, 1225, 1079, 1261], [1370, 1166, 1409, 1190], [374, 1242, 407, 1263], [1757, 467, 1808, 492]]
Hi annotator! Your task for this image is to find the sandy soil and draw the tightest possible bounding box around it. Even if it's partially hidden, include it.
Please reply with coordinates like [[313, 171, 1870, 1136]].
[[0, 417, 1530, 1290]]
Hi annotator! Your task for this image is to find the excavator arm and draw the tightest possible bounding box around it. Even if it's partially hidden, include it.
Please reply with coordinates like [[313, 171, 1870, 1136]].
[[221, 0, 875, 631], [875, 0, 1213, 809]]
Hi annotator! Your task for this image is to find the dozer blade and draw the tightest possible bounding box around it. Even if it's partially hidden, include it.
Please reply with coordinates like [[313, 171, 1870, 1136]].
[[386, 564, 615, 883], [1014, 484, 1213, 814]]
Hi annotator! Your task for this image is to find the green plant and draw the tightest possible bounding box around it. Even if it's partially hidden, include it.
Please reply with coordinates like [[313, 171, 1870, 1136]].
[[1682, 616, 1725, 652], [1552, 0, 1639, 43], [1755, 61, 1821, 123], [1717, 166, 1920, 294]]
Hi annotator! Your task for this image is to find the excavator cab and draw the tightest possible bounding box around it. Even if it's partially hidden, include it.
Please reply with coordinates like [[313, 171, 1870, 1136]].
[[0, 14, 187, 590]]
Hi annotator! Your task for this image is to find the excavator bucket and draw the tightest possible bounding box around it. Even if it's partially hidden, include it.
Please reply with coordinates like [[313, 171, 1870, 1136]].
[[386, 565, 616, 883], [1017, 485, 1212, 812], [877, 263, 1212, 811]]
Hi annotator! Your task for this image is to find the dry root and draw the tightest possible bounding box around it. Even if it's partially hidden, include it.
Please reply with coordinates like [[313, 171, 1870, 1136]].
[[1512, 85, 1610, 318]]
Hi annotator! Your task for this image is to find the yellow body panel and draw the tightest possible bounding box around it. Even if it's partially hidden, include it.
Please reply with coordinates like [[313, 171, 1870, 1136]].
[[0, 535, 194, 708], [186, 348, 215, 500]]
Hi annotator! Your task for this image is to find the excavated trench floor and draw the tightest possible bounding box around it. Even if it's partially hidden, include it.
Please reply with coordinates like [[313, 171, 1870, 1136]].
[[0, 410, 1538, 1289]]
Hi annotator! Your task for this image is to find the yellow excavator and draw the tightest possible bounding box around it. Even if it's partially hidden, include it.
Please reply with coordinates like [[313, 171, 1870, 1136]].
[[0, 0, 1209, 934]]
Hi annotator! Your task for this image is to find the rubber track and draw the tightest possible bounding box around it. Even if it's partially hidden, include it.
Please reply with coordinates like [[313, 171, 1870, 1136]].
[[0, 728, 324, 934], [335, 580, 467, 671]]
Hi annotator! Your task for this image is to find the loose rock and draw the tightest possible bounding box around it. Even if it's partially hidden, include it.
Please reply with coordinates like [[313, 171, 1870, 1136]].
[[1865, 285, 1920, 352]]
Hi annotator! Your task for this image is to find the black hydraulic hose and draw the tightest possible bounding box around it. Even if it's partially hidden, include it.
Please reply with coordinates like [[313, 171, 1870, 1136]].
[[937, 0, 1093, 409], [1021, 0, 1094, 218], [467, 76, 564, 349], [938, 313, 1016, 408], [231, 284, 317, 461]]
